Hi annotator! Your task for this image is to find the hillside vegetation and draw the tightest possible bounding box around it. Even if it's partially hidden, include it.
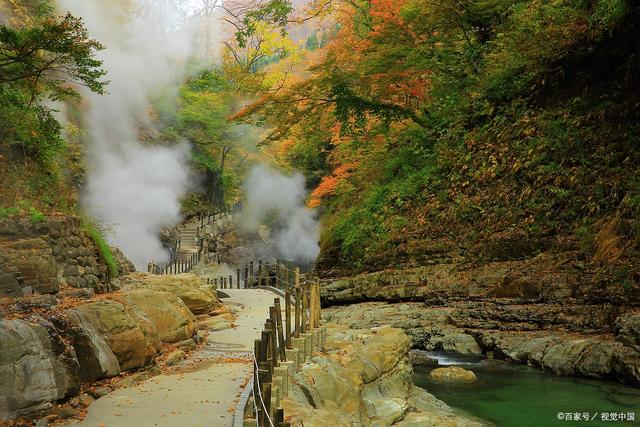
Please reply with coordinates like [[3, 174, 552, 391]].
[[232, 0, 640, 284]]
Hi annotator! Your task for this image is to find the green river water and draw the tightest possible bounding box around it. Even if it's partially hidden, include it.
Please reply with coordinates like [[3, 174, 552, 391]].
[[413, 352, 640, 427]]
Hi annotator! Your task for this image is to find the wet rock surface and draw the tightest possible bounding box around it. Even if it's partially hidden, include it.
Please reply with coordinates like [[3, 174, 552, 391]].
[[430, 366, 477, 383]]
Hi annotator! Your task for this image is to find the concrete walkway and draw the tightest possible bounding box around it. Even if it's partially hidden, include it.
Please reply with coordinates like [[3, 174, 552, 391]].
[[67, 289, 279, 427]]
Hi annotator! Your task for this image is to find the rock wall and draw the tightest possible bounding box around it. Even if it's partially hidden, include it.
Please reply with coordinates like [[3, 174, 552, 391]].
[[321, 252, 640, 308], [282, 324, 487, 426], [0, 273, 218, 420], [0, 215, 109, 297]]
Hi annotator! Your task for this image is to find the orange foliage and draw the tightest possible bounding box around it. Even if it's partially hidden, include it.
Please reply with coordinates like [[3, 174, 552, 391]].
[[308, 162, 358, 208]]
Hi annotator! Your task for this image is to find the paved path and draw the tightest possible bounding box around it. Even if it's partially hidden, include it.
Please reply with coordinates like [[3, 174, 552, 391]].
[[67, 289, 278, 427]]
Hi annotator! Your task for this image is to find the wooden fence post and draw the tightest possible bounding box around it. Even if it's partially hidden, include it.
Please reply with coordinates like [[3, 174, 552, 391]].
[[262, 382, 272, 427], [274, 298, 286, 362], [309, 280, 316, 329], [250, 261, 254, 286], [294, 267, 301, 338], [254, 340, 262, 425], [285, 281, 292, 348], [301, 280, 308, 334], [316, 278, 322, 322]]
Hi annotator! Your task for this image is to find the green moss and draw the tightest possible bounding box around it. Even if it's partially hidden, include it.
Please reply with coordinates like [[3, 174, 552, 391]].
[[82, 220, 119, 279]]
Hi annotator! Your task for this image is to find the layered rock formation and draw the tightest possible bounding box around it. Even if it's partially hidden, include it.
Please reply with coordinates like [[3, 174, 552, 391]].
[[282, 324, 486, 426]]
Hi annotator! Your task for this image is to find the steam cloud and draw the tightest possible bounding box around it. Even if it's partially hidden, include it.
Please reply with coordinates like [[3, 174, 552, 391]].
[[242, 165, 320, 263], [56, 0, 194, 269]]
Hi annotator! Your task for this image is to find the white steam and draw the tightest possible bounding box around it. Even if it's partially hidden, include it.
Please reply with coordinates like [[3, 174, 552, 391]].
[[242, 165, 320, 263], [57, 0, 194, 269]]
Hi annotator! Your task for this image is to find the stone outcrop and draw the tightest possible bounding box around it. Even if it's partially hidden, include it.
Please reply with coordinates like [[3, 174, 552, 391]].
[[473, 330, 640, 385], [0, 215, 109, 297], [114, 289, 197, 343], [281, 324, 486, 426], [118, 272, 220, 314], [0, 318, 79, 418], [64, 309, 121, 382], [110, 246, 135, 276], [616, 311, 640, 352], [321, 252, 640, 387], [69, 300, 158, 371], [321, 253, 640, 307]]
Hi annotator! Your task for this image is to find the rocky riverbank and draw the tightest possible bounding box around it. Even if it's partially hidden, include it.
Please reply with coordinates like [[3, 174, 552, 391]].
[[0, 272, 221, 423], [320, 254, 640, 386], [324, 301, 640, 386], [281, 323, 487, 426]]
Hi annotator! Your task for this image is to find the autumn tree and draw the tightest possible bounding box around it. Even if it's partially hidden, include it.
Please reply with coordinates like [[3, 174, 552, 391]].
[[0, 9, 107, 162]]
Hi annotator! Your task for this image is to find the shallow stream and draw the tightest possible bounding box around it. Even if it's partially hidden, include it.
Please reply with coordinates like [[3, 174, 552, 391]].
[[413, 352, 640, 426]]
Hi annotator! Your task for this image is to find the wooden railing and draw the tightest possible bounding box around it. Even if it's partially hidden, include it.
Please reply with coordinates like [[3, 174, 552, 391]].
[[208, 258, 316, 292], [246, 260, 322, 427], [147, 201, 242, 275]]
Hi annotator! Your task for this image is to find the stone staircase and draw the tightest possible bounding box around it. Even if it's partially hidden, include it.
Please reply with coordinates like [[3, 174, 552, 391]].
[[176, 221, 200, 262]]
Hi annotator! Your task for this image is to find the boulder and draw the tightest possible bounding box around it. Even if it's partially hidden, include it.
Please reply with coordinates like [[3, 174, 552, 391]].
[[118, 273, 221, 314], [115, 289, 196, 343], [69, 300, 157, 370], [0, 318, 79, 419], [409, 349, 438, 367], [64, 309, 121, 382], [430, 366, 477, 383], [429, 330, 483, 355], [198, 316, 231, 331]]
